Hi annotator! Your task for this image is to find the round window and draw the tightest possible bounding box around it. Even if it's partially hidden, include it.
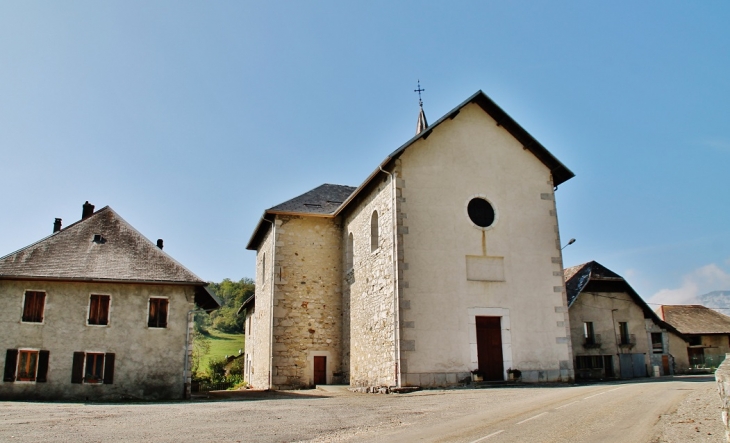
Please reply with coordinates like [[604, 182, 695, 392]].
[[467, 198, 495, 228]]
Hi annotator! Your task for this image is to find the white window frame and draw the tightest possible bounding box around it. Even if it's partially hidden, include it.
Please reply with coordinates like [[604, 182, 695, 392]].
[[146, 296, 170, 329], [14, 347, 41, 384], [20, 289, 47, 325], [86, 293, 113, 327]]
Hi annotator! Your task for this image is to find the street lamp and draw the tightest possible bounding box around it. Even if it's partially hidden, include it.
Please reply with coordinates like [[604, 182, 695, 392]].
[[561, 238, 576, 250]]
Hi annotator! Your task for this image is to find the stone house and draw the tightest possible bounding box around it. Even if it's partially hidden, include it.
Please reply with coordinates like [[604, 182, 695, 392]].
[[0, 202, 220, 401], [658, 304, 730, 371], [245, 90, 577, 390], [565, 261, 686, 379]]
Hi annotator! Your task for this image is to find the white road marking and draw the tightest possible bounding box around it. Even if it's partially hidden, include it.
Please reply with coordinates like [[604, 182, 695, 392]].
[[516, 412, 548, 425], [468, 430, 504, 443], [555, 401, 580, 410], [585, 386, 624, 399]]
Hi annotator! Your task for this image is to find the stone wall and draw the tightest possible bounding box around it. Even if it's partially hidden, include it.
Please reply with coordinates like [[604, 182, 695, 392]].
[[270, 215, 343, 389], [342, 175, 398, 388], [249, 226, 274, 389], [0, 280, 194, 401], [715, 354, 730, 442]]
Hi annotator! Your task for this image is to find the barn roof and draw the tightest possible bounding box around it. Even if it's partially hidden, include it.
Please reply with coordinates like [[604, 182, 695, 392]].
[[658, 305, 730, 335]]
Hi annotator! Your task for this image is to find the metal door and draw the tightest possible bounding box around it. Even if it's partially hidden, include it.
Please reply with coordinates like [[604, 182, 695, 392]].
[[619, 354, 633, 378], [632, 353, 647, 377]]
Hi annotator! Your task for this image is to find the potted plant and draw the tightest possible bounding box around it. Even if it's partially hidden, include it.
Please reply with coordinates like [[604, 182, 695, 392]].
[[507, 368, 521, 381], [471, 369, 483, 382]]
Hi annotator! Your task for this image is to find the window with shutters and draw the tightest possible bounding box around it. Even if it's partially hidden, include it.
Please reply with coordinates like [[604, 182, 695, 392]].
[[87, 294, 111, 326], [21, 291, 46, 323], [71, 351, 115, 384], [148, 298, 169, 328], [3, 349, 50, 383]]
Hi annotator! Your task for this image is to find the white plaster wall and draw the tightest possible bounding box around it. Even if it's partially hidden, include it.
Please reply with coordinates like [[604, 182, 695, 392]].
[[397, 102, 573, 383], [0, 280, 193, 400]]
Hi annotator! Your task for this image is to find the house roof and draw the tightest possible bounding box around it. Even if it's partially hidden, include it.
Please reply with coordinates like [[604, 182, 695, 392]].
[[0, 206, 221, 310], [237, 293, 255, 316], [246, 184, 357, 250], [658, 305, 730, 335], [564, 261, 684, 339], [247, 90, 575, 250]]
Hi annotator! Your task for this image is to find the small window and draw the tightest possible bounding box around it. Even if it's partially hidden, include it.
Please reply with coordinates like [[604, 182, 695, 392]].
[[71, 351, 115, 384], [22, 291, 46, 323], [371, 211, 379, 252], [583, 322, 595, 339], [3, 349, 49, 383], [346, 233, 354, 270], [688, 336, 702, 346], [651, 333, 663, 353], [148, 298, 169, 328], [618, 322, 629, 344], [88, 294, 110, 326], [467, 198, 495, 228], [84, 353, 105, 383]]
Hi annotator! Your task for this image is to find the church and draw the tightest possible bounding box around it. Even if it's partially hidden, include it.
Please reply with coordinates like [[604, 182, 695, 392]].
[[242, 89, 576, 390]]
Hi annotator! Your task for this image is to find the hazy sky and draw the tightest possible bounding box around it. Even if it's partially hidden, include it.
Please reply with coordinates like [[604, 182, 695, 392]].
[[1, 2, 728, 306]]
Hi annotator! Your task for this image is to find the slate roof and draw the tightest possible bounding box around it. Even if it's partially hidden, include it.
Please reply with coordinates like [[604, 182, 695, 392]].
[[247, 90, 575, 250], [564, 260, 684, 339], [659, 305, 730, 335], [0, 206, 221, 309], [268, 184, 356, 216], [564, 261, 623, 306]]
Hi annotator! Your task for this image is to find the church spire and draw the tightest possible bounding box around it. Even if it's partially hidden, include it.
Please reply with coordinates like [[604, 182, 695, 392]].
[[414, 80, 428, 135]]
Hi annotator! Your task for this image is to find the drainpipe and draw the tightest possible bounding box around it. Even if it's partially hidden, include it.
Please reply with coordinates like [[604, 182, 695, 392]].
[[261, 217, 277, 390], [184, 308, 207, 399], [379, 164, 401, 388]]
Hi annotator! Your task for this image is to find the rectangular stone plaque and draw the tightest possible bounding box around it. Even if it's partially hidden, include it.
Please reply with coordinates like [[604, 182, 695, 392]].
[[466, 256, 505, 281]]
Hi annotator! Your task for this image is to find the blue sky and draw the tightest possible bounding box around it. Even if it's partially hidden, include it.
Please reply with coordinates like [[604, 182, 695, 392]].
[[1, 1, 728, 305]]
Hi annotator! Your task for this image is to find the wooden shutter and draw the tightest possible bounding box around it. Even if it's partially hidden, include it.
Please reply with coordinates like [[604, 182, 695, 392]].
[[148, 299, 157, 327], [71, 352, 85, 384], [159, 299, 168, 328], [36, 350, 50, 383], [22, 292, 45, 322], [103, 353, 115, 384], [89, 294, 100, 324], [3, 349, 18, 382], [99, 295, 110, 325]]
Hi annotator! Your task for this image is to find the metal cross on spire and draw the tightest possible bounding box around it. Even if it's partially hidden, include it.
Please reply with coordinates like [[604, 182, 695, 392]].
[[414, 80, 425, 107]]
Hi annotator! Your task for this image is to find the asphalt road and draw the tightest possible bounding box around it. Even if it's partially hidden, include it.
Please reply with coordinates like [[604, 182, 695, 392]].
[[0, 376, 718, 443]]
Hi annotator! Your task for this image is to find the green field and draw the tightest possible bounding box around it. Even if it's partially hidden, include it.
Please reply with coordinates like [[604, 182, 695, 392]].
[[198, 330, 245, 372]]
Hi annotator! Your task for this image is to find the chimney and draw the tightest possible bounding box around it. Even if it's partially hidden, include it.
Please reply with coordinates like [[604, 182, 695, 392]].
[[53, 218, 62, 233], [156, 239, 164, 250], [82, 201, 95, 220]]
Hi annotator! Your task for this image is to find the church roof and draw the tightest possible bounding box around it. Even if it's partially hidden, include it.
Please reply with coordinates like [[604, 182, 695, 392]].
[[658, 305, 730, 335], [334, 90, 575, 217], [247, 90, 575, 250], [246, 184, 356, 250], [0, 206, 220, 310], [268, 184, 357, 216]]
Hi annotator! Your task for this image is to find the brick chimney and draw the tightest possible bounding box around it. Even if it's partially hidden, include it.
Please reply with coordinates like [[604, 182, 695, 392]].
[[156, 239, 164, 250], [82, 201, 95, 220], [53, 218, 62, 233]]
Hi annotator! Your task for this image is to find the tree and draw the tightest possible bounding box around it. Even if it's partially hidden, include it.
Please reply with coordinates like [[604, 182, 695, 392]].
[[197, 278, 255, 334]]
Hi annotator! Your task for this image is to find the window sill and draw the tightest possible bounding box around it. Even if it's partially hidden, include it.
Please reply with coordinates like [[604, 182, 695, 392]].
[[86, 323, 110, 327], [20, 321, 44, 325]]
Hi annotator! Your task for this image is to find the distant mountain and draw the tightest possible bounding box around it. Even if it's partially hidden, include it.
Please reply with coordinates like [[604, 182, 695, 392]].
[[698, 291, 730, 315]]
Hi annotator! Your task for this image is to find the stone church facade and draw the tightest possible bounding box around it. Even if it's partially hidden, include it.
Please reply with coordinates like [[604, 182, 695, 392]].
[[244, 90, 576, 390]]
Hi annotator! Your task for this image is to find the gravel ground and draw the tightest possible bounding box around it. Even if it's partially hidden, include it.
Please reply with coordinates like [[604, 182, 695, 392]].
[[652, 380, 725, 443], [0, 377, 724, 442]]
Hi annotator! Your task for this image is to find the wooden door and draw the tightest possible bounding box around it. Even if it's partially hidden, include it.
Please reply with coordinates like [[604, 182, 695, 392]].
[[476, 317, 504, 381], [662, 355, 670, 375], [313, 356, 327, 385]]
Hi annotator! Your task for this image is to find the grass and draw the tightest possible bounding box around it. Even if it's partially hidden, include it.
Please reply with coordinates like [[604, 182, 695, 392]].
[[198, 330, 245, 373]]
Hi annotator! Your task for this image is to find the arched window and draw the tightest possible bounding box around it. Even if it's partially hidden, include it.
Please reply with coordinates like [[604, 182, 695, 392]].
[[346, 233, 354, 270], [371, 211, 379, 252]]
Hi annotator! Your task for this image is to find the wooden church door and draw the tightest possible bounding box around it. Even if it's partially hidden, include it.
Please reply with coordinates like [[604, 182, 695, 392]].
[[476, 316, 504, 381], [313, 356, 327, 385]]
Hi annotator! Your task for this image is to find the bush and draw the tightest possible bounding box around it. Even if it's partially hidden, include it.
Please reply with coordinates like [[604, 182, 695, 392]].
[[208, 356, 228, 383]]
